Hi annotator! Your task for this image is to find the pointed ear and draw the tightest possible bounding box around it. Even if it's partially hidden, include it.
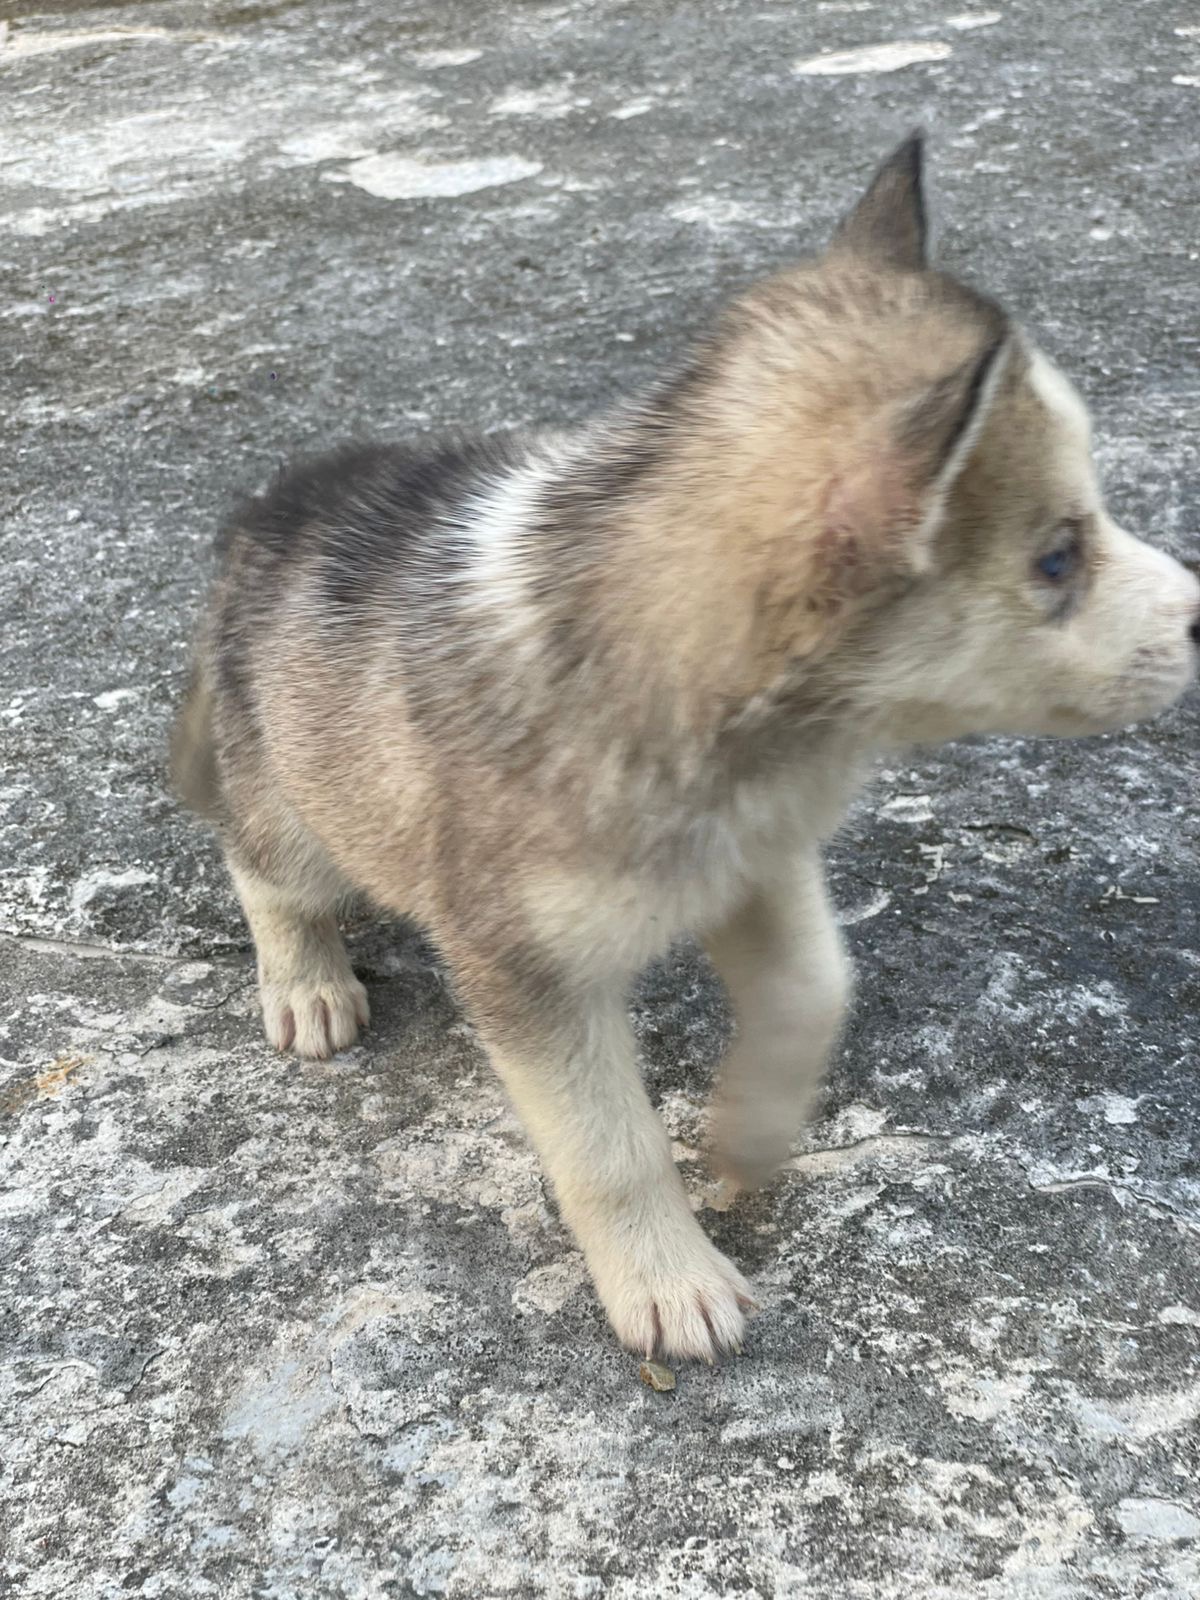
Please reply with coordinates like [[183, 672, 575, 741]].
[[891, 324, 1011, 529], [808, 327, 1012, 633], [832, 132, 928, 271]]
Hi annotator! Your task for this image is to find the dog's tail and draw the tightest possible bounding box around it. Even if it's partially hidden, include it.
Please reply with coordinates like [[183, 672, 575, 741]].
[[169, 664, 222, 820]]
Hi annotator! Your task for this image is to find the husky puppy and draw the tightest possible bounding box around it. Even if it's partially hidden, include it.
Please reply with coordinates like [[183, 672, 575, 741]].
[[172, 136, 1199, 1361]]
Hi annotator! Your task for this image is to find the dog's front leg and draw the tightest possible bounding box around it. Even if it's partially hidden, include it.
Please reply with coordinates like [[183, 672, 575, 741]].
[[450, 944, 753, 1361], [705, 852, 852, 1190]]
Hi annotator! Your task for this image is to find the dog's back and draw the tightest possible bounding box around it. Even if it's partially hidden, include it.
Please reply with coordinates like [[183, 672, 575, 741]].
[[174, 434, 550, 896]]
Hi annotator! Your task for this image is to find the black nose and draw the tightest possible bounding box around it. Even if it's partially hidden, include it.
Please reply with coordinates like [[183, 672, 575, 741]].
[[1191, 613, 1200, 648]]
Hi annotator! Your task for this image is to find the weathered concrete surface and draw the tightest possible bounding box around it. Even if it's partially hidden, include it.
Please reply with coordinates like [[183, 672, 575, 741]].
[[2, 0, 1199, 1594]]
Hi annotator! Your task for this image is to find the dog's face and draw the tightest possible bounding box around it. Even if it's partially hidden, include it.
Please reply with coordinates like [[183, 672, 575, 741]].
[[871, 343, 1200, 743], [676, 135, 1199, 744]]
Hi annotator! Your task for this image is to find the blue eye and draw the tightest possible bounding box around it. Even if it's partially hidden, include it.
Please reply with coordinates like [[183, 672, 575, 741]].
[[1037, 537, 1080, 583]]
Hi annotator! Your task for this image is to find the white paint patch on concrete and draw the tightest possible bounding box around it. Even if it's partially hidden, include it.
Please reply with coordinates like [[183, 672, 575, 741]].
[[224, 1287, 454, 1459], [325, 1285, 449, 1344], [166, 1475, 205, 1510], [70, 866, 155, 916], [878, 792, 935, 824], [1101, 1093, 1141, 1125], [670, 196, 750, 229], [0, 25, 223, 60], [92, 688, 139, 711], [946, 11, 1002, 29], [371, 1092, 550, 1263], [0, 70, 443, 234], [556, 174, 609, 193], [839, 886, 893, 925], [490, 81, 584, 119], [838, 1103, 890, 1141], [978, 951, 1036, 1023], [1158, 1303, 1200, 1327], [609, 97, 654, 119], [788, 1132, 948, 1180], [1059, 981, 1127, 1023], [13, 393, 72, 423], [410, 47, 484, 68], [276, 93, 447, 164], [176, 1203, 266, 1277], [333, 153, 543, 200], [224, 1355, 341, 1455], [793, 40, 952, 75], [275, 126, 384, 164], [511, 1257, 586, 1315], [998, 1482, 1097, 1578], [6, 202, 125, 239], [118, 1169, 208, 1225], [18, 865, 50, 907], [1114, 1497, 1200, 1541], [939, 1364, 1032, 1421], [1068, 1374, 1200, 1441], [667, 195, 786, 231]]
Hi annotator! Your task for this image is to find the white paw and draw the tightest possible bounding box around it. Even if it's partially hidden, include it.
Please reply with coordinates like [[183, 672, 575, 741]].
[[260, 972, 369, 1059], [589, 1214, 757, 1362]]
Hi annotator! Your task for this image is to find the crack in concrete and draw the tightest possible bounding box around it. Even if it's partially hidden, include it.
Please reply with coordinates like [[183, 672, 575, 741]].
[[962, 820, 1040, 841], [0, 932, 242, 967], [123, 981, 256, 1058], [787, 1129, 960, 1179], [1023, 1169, 1200, 1234]]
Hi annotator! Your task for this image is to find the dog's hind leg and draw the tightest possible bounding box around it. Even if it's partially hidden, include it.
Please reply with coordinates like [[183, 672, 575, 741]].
[[172, 645, 370, 1059], [227, 842, 369, 1061]]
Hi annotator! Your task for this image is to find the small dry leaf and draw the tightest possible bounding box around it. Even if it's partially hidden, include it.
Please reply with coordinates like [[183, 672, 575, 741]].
[[639, 1359, 676, 1393], [36, 1055, 88, 1099]]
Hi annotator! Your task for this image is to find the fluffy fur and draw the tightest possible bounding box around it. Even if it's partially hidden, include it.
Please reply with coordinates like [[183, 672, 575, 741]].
[[172, 135, 1200, 1360]]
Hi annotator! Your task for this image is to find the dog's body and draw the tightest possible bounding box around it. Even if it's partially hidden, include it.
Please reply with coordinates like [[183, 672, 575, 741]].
[[173, 138, 1199, 1360]]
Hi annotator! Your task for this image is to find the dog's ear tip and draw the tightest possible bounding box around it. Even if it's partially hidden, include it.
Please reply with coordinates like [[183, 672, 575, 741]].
[[897, 127, 927, 162], [832, 132, 931, 271], [876, 129, 927, 183]]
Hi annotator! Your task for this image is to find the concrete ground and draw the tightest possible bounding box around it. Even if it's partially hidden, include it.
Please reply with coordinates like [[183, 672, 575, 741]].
[[2, 1, 1199, 1595]]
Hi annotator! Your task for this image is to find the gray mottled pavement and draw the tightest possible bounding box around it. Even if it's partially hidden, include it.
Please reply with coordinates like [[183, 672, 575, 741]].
[[2, 1, 1199, 1595]]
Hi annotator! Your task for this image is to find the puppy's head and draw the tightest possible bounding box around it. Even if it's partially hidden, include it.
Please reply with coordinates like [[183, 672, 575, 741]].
[[682, 135, 1200, 741], [875, 329, 1200, 742]]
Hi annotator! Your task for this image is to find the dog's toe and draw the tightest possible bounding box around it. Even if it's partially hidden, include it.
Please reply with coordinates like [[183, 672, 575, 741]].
[[262, 976, 369, 1059], [601, 1236, 754, 1363]]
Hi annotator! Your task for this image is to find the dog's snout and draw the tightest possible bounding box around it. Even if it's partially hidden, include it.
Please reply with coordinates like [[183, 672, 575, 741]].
[[1190, 611, 1200, 650]]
